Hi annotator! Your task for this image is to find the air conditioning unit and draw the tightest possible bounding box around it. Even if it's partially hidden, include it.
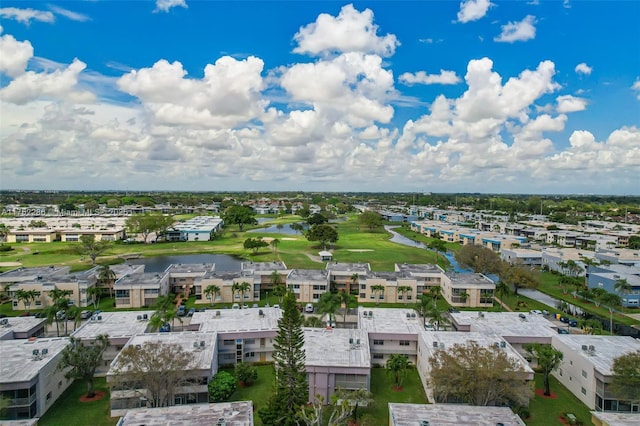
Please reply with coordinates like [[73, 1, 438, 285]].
[[142, 314, 148, 320], [581, 345, 588, 351], [0, 318, 8, 326], [137, 315, 142, 321], [41, 348, 49, 356], [432, 341, 438, 348]]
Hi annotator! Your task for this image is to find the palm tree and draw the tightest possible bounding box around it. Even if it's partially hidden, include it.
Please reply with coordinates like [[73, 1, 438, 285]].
[[397, 285, 412, 305], [204, 284, 220, 306], [426, 306, 449, 331], [414, 295, 431, 328], [14, 289, 28, 311], [96, 264, 116, 299], [86, 286, 101, 310], [349, 273, 359, 295], [428, 285, 441, 308], [272, 284, 286, 304], [371, 285, 385, 305], [239, 281, 251, 302], [580, 256, 599, 289], [48, 287, 72, 336], [614, 278, 632, 308], [66, 305, 82, 332], [494, 280, 510, 308], [270, 238, 280, 257], [317, 292, 341, 326], [303, 316, 323, 328], [338, 290, 356, 326], [231, 282, 242, 302], [386, 354, 412, 390], [458, 290, 470, 307]]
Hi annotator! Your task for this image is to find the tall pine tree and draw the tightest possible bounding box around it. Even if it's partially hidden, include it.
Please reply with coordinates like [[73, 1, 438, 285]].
[[259, 291, 308, 425]]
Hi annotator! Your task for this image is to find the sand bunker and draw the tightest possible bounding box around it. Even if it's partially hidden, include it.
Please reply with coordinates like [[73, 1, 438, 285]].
[[0, 262, 22, 267]]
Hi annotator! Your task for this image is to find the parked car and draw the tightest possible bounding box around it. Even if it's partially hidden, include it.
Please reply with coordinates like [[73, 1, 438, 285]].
[[273, 304, 280, 309], [177, 306, 187, 316], [530, 309, 542, 315], [557, 328, 570, 334], [232, 303, 240, 310], [80, 310, 92, 319], [560, 316, 570, 323], [447, 307, 460, 314], [159, 323, 171, 332], [187, 308, 196, 317], [568, 319, 578, 327], [56, 310, 66, 320], [305, 303, 314, 313]]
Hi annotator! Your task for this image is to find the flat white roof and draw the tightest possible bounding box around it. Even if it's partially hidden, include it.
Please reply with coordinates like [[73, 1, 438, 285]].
[[450, 311, 557, 339], [118, 401, 253, 425], [71, 311, 152, 339], [110, 332, 217, 373], [590, 411, 640, 426], [0, 337, 70, 383], [553, 334, 640, 376], [420, 332, 534, 374], [389, 403, 526, 425], [357, 307, 424, 335], [190, 307, 282, 333], [304, 328, 370, 368], [0, 316, 46, 334]]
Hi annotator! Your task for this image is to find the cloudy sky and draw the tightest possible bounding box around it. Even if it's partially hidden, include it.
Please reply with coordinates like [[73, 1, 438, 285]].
[[1, 1, 638, 194]]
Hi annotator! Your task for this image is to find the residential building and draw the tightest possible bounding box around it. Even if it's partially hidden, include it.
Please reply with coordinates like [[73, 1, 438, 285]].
[[304, 327, 371, 403], [587, 264, 640, 308], [591, 411, 640, 426], [286, 269, 329, 303], [357, 308, 423, 364], [389, 403, 526, 426], [0, 316, 47, 340], [71, 311, 153, 375], [448, 311, 558, 355], [0, 337, 72, 420], [440, 273, 495, 308], [326, 262, 371, 295], [113, 272, 170, 309], [107, 331, 217, 417], [552, 334, 640, 413], [417, 331, 534, 403], [500, 248, 544, 268], [117, 401, 254, 425], [165, 216, 223, 242], [188, 307, 282, 365]]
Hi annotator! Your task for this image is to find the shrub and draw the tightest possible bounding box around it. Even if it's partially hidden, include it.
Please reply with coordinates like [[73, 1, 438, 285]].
[[208, 371, 237, 402], [235, 362, 258, 386], [0, 245, 13, 252]]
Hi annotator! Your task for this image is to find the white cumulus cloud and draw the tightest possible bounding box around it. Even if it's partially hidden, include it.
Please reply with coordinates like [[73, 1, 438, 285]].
[[154, 0, 188, 13], [293, 4, 399, 57], [399, 70, 461, 85], [575, 63, 592, 75], [48, 5, 91, 22], [494, 15, 537, 43], [556, 95, 588, 113], [632, 79, 640, 100], [0, 7, 54, 24], [457, 0, 494, 23], [0, 31, 33, 77]]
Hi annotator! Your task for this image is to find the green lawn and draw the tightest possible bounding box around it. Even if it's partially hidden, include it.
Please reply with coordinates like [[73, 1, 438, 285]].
[[228, 364, 275, 425], [38, 378, 116, 426], [526, 374, 593, 426]]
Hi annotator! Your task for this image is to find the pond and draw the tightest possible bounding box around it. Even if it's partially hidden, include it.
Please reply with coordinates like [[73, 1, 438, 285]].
[[126, 253, 243, 273], [385, 226, 472, 273], [247, 222, 308, 235]]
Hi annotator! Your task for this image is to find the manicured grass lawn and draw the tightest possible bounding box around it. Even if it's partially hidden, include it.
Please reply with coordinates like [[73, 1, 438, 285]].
[[39, 378, 116, 426], [538, 273, 639, 328], [526, 374, 593, 426], [228, 365, 275, 425], [357, 367, 428, 424]]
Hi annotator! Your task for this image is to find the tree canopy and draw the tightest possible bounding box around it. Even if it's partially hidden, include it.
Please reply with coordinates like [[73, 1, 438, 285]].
[[110, 340, 194, 408], [57, 334, 109, 398], [243, 237, 269, 254], [78, 234, 111, 265], [223, 205, 257, 231], [125, 213, 174, 243], [524, 343, 563, 396], [306, 224, 338, 249], [611, 350, 640, 403], [454, 245, 502, 275], [429, 341, 532, 406], [358, 211, 383, 230]]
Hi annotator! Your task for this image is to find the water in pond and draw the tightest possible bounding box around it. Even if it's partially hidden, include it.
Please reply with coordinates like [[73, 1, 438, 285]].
[[126, 254, 243, 273], [385, 226, 472, 273], [247, 222, 308, 235]]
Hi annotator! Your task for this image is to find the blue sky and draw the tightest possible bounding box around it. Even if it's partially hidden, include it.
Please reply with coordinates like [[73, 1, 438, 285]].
[[1, 0, 638, 194]]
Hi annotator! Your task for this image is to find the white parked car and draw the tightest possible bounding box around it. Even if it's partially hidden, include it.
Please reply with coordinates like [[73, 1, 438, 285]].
[[305, 303, 314, 313], [232, 303, 240, 310]]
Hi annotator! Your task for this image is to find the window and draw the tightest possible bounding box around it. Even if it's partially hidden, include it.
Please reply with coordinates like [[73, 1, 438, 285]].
[[360, 284, 366, 290], [46, 391, 52, 401], [223, 340, 234, 346], [359, 293, 365, 298], [245, 352, 255, 358], [244, 339, 256, 345], [399, 340, 410, 346], [373, 340, 384, 345], [581, 387, 587, 395], [115, 289, 130, 298], [582, 370, 587, 379], [35, 300, 41, 306], [407, 295, 412, 300], [373, 354, 384, 360], [13, 301, 18, 307]]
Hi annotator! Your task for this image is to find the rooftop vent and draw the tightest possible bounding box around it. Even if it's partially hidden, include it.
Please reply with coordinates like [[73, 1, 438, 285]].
[[0, 318, 8, 326], [432, 341, 438, 348], [200, 341, 205, 349], [406, 313, 411, 318], [137, 315, 142, 321], [368, 311, 373, 317], [143, 314, 148, 320], [419, 421, 430, 426], [259, 309, 264, 317], [363, 311, 368, 317], [581, 345, 588, 351], [41, 348, 48, 356], [215, 311, 221, 317]]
